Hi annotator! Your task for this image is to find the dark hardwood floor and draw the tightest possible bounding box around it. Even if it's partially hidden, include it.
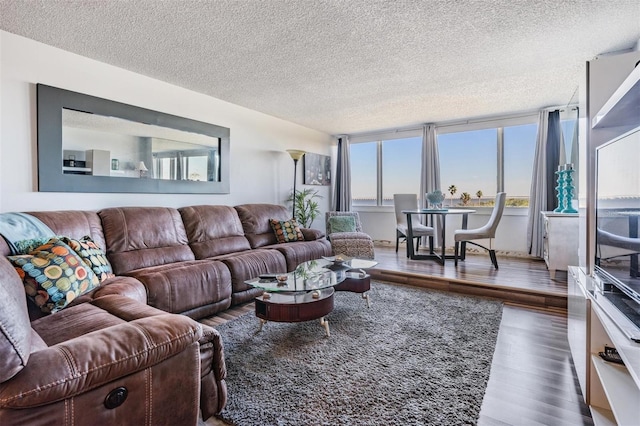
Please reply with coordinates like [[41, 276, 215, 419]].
[[202, 244, 593, 425], [478, 306, 593, 426], [370, 242, 569, 311]]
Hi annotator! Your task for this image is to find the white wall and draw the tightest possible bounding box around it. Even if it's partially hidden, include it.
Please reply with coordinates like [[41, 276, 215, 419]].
[[0, 31, 333, 228]]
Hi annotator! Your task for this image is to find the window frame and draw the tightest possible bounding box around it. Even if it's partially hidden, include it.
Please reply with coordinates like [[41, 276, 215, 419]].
[[350, 129, 423, 206], [349, 112, 540, 209]]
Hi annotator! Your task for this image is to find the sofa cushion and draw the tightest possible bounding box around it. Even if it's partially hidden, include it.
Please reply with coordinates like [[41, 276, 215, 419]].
[[264, 240, 332, 272], [8, 239, 100, 314], [235, 204, 296, 248], [30, 300, 126, 346], [125, 259, 232, 319], [0, 256, 33, 382], [28, 210, 107, 253], [215, 249, 287, 305], [99, 207, 195, 275], [61, 235, 115, 282], [179, 205, 252, 258], [270, 218, 304, 243]]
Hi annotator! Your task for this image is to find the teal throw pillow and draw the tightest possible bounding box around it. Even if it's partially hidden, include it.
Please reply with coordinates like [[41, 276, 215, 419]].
[[328, 216, 357, 233]]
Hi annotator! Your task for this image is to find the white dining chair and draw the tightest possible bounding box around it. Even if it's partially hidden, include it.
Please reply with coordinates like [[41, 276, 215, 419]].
[[393, 194, 434, 257], [454, 192, 506, 269]]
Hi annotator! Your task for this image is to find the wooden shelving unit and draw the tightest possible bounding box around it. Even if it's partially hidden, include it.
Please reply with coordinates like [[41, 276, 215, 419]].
[[569, 266, 640, 425]]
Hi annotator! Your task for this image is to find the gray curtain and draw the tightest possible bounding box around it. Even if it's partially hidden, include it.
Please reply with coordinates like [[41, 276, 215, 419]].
[[527, 109, 562, 257], [570, 107, 579, 197], [419, 124, 440, 208], [332, 136, 352, 211], [545, 111, 562, 209], [419, 124, 441, 247]]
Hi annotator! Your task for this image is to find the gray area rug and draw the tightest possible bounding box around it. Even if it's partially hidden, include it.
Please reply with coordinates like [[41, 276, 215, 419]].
[[215, 282, 503, 425]]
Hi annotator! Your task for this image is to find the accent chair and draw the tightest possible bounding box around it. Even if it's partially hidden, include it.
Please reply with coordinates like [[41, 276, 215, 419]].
[[454, 192, 507, 269], [325, 211, 375, 259]]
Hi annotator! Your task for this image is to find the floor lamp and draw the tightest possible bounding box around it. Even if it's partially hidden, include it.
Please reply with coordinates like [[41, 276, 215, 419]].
[[286, 149, 306, 220]]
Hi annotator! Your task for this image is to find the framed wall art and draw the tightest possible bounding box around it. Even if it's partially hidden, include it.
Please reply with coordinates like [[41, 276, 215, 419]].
[[303, 153, 331, 186]]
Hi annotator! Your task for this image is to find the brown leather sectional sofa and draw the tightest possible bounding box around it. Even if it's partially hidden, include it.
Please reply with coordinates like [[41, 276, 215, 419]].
[[0, 203, 331, 425]]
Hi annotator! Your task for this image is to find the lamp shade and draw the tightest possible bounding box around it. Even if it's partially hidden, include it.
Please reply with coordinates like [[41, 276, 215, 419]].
[[137, 161, 148, 172], [286, 149, 306, 161]]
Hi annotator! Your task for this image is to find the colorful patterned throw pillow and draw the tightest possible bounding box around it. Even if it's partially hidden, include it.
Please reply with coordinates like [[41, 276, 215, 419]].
[[8, 239, 100, 313], [61, 236, 115, 282], [270, 218, 305, 243]]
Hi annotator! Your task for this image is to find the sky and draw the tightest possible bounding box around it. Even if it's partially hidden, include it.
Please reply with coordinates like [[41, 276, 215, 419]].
[[350, 119, 581, 203]]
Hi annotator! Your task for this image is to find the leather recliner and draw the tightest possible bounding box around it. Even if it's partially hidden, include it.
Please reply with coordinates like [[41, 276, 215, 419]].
[[0, 256, 205, 425]]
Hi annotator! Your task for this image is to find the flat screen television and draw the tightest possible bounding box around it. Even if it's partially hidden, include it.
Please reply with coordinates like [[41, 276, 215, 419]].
[[594, 125, 640, 338]]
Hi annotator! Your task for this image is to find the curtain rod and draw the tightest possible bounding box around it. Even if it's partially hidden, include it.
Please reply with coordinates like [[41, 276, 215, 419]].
[[344, 104, 579, 139]]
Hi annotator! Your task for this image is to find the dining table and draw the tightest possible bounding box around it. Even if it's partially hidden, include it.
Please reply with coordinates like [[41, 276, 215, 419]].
[[402, 208, 476, 264]]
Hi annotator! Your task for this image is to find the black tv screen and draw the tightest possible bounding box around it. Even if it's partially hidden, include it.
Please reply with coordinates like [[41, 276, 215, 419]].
[[595, 126, 640, 302]]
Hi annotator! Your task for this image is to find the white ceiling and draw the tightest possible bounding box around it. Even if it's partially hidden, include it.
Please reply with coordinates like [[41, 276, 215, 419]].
[[1, 1, 639, 135]]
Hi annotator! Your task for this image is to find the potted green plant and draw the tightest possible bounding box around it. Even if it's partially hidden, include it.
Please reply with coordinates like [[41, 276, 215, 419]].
[[286, 188, 322, 228]]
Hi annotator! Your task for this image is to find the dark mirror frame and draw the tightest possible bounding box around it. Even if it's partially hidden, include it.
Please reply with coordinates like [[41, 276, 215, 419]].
[[37, 84, 230, 194]]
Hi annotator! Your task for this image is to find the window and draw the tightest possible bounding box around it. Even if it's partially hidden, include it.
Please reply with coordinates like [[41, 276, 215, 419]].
[[382, 137, 422, 205], [437, 117, 538, 207], [153, 149, 217, 181], [504, 124, 537, 206], [351, 142, 377, 206], [351, 136, 422, 206], [349, 114, 539, 208], [438, 129, 497, 207]]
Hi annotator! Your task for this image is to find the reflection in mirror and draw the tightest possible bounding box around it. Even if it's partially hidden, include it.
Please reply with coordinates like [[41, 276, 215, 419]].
[[37, 84, 230, 194], [62, 109, 221, 181]]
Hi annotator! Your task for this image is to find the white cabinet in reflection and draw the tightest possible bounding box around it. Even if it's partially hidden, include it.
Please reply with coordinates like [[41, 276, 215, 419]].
[[86, 149, 111, 176]]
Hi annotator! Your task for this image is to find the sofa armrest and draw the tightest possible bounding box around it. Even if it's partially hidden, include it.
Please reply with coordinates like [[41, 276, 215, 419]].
[[301, 228, 325, 241], [92, 276, 148, 304], [199, 324, 226, 381], [0, 315, 201, 408]]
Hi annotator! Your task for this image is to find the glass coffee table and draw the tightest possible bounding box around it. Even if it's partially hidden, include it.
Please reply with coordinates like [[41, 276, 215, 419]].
[[245, 257, 378, 337]]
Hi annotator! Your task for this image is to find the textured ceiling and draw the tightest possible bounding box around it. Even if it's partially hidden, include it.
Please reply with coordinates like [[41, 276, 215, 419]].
[[1, 1, 639, 135]]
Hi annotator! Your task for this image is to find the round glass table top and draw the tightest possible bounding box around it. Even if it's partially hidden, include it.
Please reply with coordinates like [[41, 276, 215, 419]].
[[246, 257, 378, 293]]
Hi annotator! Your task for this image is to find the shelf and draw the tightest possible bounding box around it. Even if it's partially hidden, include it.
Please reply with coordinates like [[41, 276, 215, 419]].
[[590, 406, 616, 426], [62, 166, 92, 172], [591, 292, 640, 386], [591, 355, 640, 425], [592, 64, 640, 129]]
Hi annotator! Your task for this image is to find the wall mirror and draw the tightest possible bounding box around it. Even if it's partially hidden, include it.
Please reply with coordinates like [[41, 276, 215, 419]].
[[37, 84, 230, 193]]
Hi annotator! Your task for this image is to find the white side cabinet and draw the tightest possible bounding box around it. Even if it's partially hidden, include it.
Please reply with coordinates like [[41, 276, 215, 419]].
[[568, 266, 640, 425], [541, 211, 579, 278]]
